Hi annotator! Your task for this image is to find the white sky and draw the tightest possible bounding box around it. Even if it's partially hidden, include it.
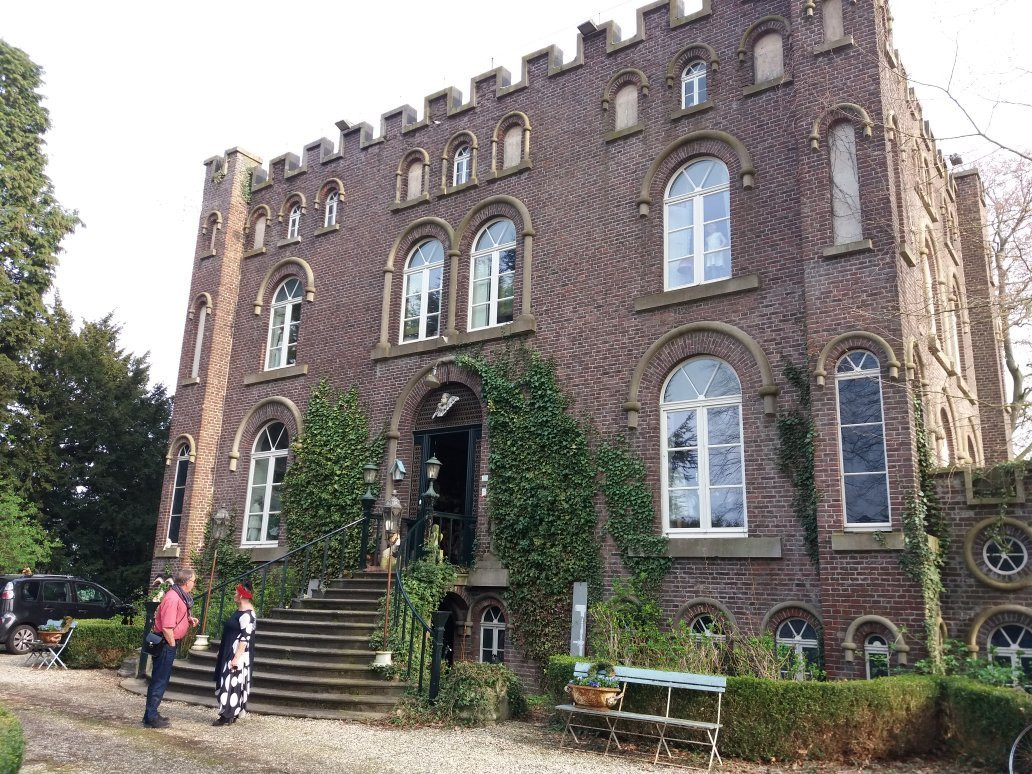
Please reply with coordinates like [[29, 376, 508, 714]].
[[3, 0, 1030, 391]]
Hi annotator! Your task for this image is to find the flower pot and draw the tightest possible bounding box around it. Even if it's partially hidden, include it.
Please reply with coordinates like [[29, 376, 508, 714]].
[[372, 650, 393, 668], [567, 684, 621, 710], [38, 630, 63, 645]]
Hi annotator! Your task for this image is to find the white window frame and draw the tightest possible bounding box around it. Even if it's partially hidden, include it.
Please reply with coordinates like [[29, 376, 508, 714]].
[[660, 358, 747, 537], [479, 605, 506, 663], [835, 350, 891, 530], [286, 205, 302, 239], [243, 422, 289, 547], [453, 144, 472, 186], [190, 303, 207, 379], [265, 278, 302, 370], [864, 634, 890, 679], [400, 240, 445, 343], [663, 159, 732, 291], [167, 445, 190, 545], [989, 624, 1032, 688], [324, 191, 338, 228], [681, 61, 707, 108], [468, 219, 517, 331], [775, 618, 821, 680]]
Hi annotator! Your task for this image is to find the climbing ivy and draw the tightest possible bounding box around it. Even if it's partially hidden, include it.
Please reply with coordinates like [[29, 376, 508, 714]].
[[281, 381, 383, 568], [458, 347, 602, 670], [775, 361, 820, 568], [597, 438, 670, 597]]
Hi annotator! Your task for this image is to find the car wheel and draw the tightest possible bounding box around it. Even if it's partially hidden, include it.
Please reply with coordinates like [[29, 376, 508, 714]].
[[6, 624, 36, 654]]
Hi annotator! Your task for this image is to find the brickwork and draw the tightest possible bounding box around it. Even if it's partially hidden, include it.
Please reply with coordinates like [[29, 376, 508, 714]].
[[152, 0, 1013, 681]]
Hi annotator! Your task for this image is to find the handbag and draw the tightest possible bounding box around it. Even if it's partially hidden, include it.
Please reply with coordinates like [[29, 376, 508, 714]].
[[143, 631, 164, 656]]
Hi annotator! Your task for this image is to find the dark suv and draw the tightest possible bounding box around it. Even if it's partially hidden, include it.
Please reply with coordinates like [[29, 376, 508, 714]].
[[1, 574, 131, 654]]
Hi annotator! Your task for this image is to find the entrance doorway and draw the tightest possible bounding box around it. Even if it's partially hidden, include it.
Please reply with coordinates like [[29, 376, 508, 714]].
[[414, 427, 479, 565]]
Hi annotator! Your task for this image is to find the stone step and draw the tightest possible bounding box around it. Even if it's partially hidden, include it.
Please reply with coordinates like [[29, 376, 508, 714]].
[[322, 577, 390, 593], [173, 659, 407, 697], [259, 619, 376, 637], [295, 597, 382, 612], [190, 649, 383, 678], [268, 607, 379, 622], [221, 640, 378, 665], [166, 673, 400, 714], [254, 629, 373, 647]]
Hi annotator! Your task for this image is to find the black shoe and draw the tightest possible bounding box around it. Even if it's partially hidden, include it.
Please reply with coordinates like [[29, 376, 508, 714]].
[[212, 715, 234, 726], [158, 714, 170, 723], [144, 717, 170, 729]]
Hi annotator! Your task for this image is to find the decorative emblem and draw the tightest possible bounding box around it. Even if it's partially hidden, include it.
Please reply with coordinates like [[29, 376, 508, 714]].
[[432, 392, 460, 419]]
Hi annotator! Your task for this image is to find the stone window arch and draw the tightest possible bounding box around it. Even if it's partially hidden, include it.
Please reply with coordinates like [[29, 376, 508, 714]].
[[491, 112, 531, 175], [601, 68, 649, 134], [665, 44, 718, 115], [278, 193, 307, 240], [200, 210, 222, 256], [738, 16, 791, 86], [228, 396, 303, 473], [246, 205, 272, 251], [967, 606, 1032, 686], [673, 598, 737, 643], [842, 615, 909, 672], [441, 131, 478, 192], [395, 149, 430, 204]]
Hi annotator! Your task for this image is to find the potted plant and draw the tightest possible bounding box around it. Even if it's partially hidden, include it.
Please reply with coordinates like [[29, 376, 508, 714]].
[[37, 620, 66, 645], [565, 662, 623, 709]]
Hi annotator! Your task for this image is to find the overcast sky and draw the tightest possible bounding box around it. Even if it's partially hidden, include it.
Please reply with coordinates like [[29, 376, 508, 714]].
[[3, 0, 1030, 391]]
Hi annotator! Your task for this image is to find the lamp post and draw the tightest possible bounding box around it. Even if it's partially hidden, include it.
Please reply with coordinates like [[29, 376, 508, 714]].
[[373, 492, 403, 669], [359, 463, 378, 571], [193, 507, 231, 651], [419, 455, 442, 557]]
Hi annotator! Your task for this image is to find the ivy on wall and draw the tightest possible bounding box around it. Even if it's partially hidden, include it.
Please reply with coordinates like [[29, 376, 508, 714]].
[[597, 438, 670, 597], [458, 347, 602, 670], [281, 381, 383, 565], [775, 361, 820, 568]]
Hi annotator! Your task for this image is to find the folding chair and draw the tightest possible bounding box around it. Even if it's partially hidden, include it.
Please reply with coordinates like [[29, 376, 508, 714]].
[[36, 621, 77, 670], [24, 639, 50, 668]]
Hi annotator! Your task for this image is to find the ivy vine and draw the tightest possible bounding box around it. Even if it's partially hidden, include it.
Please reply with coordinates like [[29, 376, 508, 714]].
[[458, 347, 602, 670], [775, 361, 820, 568], [597, 438, 670, 597]]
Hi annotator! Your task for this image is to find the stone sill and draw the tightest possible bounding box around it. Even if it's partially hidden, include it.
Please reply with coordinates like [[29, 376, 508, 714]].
[[314, 224, 340, 237], [178, 376, 200, 388], [285, 165, 307, 179], [239, 545, 287, 562], [671, 3, 711, 27], [465, 567, 509, 587], [813, 35, 855, 55], [438, 179, 479, 199], [243, 246, 267, 260], [388, 193, 430, 212], [664, 536, 782, 559], [372, 315, 536, 360], [198, 250, 217, 260], [604, 124, 644, 143], [243, 363, 309, 385], [669, 100, 714, 122], [276, 236, 302, 249], [831, 531, 903, 552], [742, 76, 792, 98], [821, 239, 874, 259], [900, 242, 918, 268], [251, 179, 273, 193], [154, 545, 180, 559], [489, 158, 532, 182], [635, 274, 759, 313]]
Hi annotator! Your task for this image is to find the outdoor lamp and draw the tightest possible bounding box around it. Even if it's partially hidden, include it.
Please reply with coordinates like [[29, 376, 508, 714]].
[[424, 455, 442, 483], [363, 462, 378, 487], [360, 463, 378, 571]]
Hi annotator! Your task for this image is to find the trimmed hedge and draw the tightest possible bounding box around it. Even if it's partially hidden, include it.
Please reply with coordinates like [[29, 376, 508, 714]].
[[0, 704, 24, 774], [546, 656, 1031, 765], [64, 618, 145, 669]]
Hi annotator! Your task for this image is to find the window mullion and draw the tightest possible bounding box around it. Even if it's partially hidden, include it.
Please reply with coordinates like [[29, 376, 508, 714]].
[[694, 196, 705, 281], [699, 408, 711, 530], [490, 249, 500, 326], [419, 268, 429, 340], [261, 459, 273, 542]]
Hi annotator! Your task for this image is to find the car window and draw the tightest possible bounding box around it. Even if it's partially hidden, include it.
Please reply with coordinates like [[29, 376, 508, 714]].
[[42, 582, 70, 603], [76, 584, 107, 605], [19, 581, 40, 602]]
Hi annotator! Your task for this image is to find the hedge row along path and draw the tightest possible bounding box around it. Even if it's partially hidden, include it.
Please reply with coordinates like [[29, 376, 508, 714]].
[[0, 655, 978, 773]]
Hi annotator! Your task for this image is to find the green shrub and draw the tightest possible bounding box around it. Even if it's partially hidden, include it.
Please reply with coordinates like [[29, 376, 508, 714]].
[[0, 704, 24, 774], [437, 662, 527, 725], [64, 618, 144, 669], [545, 655, 577, 703], [940, 676, 1032, 767]]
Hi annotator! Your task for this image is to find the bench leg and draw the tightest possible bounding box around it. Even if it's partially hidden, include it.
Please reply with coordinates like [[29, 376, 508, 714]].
[[559, 711, 575, 748], [654, 721, 673, 765], [603, 715, 623, 755], [706, 729, 722, 771]]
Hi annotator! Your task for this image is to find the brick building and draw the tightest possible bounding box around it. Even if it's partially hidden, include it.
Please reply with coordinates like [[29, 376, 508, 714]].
[[152, 0, 1030, 684]]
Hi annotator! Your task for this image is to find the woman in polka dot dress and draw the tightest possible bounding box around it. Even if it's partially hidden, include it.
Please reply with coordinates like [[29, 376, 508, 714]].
[[212, 583, 256, 725]]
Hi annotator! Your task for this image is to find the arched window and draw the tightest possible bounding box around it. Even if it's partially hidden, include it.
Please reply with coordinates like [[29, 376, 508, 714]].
[[945, 279, 962, 366], [681, 61, 707, 108], [252, 214, 267, 250], [689, 614, 726, 643], [406, 160, 424, 200], [989, 624, 1032, 687], [190, 302, 207, 379], [661, 357, 746, 534], [829, 122, 863, 245], [502, 126, 523, 168], [938, 408, 953, 466], [401, 239, 445, 343], [753, 32, 784, 83], [265, 278, 303, 370], [822, 0, 844, 41], [864, 633, 890, 679], [453, 144, 472, 186], [469, 219, 516, 330], [167, 444, 190, 545], [324, 190, 339, 228], [664, 158, 732, 290], [244, 422, 289, 545], [480, 605, 506, 663], [776, 618, 821, 679], [613, 84, 638, 131], [922, 246, 939, 334], [836, 350, 890, 527], [286, 205, 302, 239]]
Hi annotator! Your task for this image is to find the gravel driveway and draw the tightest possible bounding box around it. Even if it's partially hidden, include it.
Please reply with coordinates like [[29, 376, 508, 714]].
[[0, 654, 980, 773]]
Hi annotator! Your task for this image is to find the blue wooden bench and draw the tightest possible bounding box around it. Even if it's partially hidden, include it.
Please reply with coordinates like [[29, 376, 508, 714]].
[[556, 661, 726, 770]]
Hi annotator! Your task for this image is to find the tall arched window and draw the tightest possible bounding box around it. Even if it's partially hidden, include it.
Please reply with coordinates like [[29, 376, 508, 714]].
[[829, 122, 863, 245], [265, 278, 302, 370], [286, 205, 302, 239], [480, 606, 506, 663], [990, 624, 1032, 687], [922, 246, 939, 334], [469, 219, 516, 330], [945, 279, 962, 366], [401, 239, 445, 343], [681, 61, 707, 108], [324, 191, 339, 228], [864, 633, 890, 679], [664, 159, 731, 290], [244, 422, 289, 545], [167, 444, 190, 545], [776, 618, 821, 679], [190, 303, 207, 379], [613, 84, 638, 131], [835, 350, 890, 527], [252, 214, 267, 250], [661, 357, 746, 534], [502, 126, 523, 168], [406, 160, 424, 200], [453, 145, 472, 186], [753, 32, 784, 83], [938, 408, 954, 466]]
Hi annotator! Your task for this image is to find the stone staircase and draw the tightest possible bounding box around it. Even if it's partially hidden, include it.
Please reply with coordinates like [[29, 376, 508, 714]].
[[161, 574, 406, 720]]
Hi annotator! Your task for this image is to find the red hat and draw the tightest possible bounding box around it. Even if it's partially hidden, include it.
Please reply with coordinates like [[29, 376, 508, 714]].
[[236, 584, 253, 599]]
